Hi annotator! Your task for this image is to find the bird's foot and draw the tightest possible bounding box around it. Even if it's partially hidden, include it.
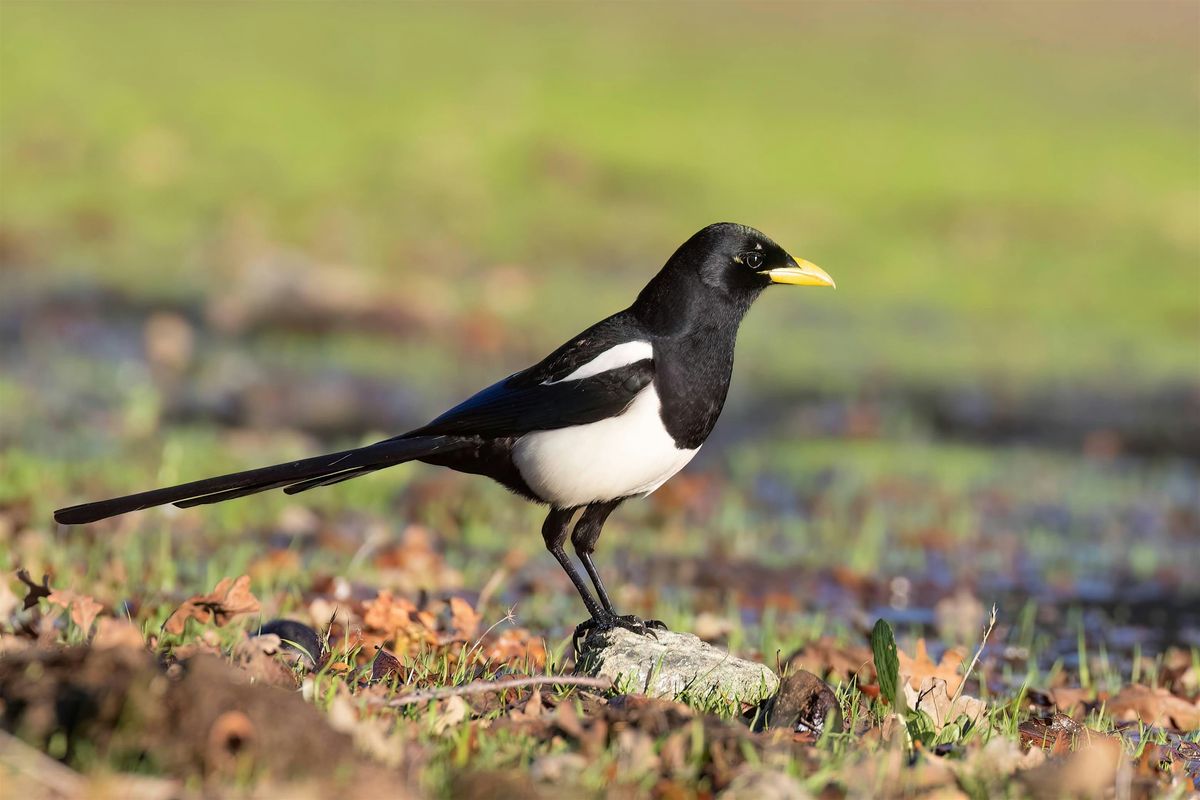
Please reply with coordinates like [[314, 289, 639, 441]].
[[573, 612, 669, 653]]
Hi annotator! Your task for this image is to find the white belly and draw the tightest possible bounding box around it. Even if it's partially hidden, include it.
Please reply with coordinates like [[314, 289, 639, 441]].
[[512, 383, 698, 507]]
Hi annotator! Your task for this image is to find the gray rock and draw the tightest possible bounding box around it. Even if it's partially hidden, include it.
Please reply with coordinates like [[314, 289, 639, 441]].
[[575, 627, 779, 705]]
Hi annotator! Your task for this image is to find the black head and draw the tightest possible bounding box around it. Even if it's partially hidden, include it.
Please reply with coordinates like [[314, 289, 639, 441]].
[[675, 222, 834, 294], [633, 222, 834, 330]]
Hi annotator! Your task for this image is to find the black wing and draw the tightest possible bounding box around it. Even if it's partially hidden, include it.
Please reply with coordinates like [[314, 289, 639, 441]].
[[407, 358, 655, 438], [507, 310, 650, 386]]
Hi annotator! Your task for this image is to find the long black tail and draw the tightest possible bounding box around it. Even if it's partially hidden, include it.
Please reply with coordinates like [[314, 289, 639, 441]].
[[53, 435, 465, 525]]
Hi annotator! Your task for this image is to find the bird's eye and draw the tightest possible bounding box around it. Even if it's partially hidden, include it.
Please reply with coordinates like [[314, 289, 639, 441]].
[[743, 252, 764, 269]]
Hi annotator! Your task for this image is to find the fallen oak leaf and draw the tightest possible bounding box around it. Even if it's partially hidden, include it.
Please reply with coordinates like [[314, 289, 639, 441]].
[[898, 637, 966, 696], [370, 646, 403, 682], [47, 589, 103, 634], [93, 618, 146, 650], [553, 699, 586, 740], [1019, 733, 1123, 799], [510, 688, 543, 721], [482, 627, 546, 669], [164, 575, 261, 635], [785, 636, 874, 683], [1047, 686, 1094, 715], [447, 596, 481, 642], [432, 695, 470, 735], [362, 590, 438, 653], [903, 676, 987, 734], [1106, 684, 1200, 731], [15, 568, 51, 610]]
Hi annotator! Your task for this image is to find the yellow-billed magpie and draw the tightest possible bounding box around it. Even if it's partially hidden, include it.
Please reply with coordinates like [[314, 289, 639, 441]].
[[54, 223, 835, 641]]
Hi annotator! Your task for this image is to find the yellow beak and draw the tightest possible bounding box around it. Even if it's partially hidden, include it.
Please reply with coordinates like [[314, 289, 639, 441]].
[[765, 259, 836, 288]]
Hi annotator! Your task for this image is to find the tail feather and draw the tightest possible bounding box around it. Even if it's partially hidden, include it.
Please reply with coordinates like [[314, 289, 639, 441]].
[[53, 435, 463, 525], [284, 466, 382, 495], [172, 477, 303, 509]]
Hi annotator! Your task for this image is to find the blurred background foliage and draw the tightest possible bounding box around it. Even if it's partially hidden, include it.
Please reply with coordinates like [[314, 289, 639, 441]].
[[0, 2, 1197, 630], [2, 1, 1196, 394]]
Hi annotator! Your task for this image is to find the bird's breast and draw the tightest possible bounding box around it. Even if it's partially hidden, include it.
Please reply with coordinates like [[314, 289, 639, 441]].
[[511, 383, 698, 508], [651, 336, 736, 450]]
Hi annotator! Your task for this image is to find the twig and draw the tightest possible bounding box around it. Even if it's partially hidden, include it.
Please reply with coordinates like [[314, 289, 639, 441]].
[[953, 603, 998, 702], [475, 566, 509, 612], [0, 729, 81, 796], [0, 729, 190, 800], [384, 674, 613, 707]]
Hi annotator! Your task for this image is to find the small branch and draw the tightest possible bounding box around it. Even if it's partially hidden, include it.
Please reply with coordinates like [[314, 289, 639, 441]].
[[475, 567, 509, 612], [0, 729, 81, 796], [384, 674, 613, 707], [0, 729, 189, 800], [953, 603, 998, 702]]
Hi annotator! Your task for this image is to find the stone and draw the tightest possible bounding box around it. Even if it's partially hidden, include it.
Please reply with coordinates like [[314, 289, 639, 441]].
[[575, 626, 779, 705]]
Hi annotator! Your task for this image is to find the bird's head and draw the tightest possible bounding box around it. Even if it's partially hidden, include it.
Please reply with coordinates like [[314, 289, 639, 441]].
[[632, 222, 835, 331], [681, 222, 835, 296]]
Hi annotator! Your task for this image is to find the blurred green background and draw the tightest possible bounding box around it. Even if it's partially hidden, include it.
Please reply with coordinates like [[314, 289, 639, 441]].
[[3, 1, 1196, 392]]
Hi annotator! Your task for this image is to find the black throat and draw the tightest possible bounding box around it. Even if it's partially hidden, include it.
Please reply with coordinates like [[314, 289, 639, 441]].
[[630, 264, 763, 450]]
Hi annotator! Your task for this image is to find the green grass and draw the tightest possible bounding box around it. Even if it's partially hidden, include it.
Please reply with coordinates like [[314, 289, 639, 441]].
[[7, 427, 1194, 653]]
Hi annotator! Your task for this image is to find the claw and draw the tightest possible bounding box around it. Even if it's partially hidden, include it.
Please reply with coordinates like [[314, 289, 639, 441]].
[[572, 613, 670, 653]]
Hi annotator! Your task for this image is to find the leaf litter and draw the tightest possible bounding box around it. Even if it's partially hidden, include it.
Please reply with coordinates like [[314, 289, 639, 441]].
[[3, 390, 1199, 796]]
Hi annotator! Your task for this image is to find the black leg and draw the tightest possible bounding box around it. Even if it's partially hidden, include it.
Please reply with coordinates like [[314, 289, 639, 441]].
[[570, 500, 622, 613], [568, 500, 668, 652], [542, 507, 605, 620]]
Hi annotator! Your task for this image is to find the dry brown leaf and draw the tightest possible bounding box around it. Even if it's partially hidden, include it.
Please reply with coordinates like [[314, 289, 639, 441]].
[[164, 575, 261, 635], [903, 677, 987, 733], [1106, 684, 1200, 731], [15, 569, 51, 610], [432, 695, 469, 735], [615, 728, 659, 777], [530, 752, 588, 783], [46, 589, 103, 634], [362, 590, 438, 653], [514, 689, 543, 721], [693, 612, 736, 642], [448, 596, 481, 642], [232, 634, 301, 688], [897, 638, 966, 695], [482, 627, 546, 669], [554, 701, 585, 740], [720, 768, 809, 800], [953, 736, 1046, 780], [1019, 734, 1122, 800], [372, 525, 462, 592], [1048, 686, 1093, 715], [93, 618, 145, 650], [371, 647, 403, 682], [785, 637, 874, 683]]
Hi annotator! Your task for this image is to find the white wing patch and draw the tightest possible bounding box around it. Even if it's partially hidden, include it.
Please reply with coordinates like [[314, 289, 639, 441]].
[[544, 340, 653, 385]]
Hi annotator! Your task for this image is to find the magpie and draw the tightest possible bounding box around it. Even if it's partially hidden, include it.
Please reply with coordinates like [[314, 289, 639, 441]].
[[54, 222, 835, 642]]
